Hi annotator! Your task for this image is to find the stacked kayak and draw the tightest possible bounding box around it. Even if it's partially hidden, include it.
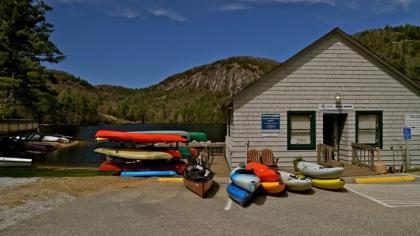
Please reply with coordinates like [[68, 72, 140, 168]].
[[94, 129, 206, 178], [130, 131, 208, 142], [245, 162, 285, 194], [94, 148, 180, 160], [296, 161, 345, 190], [95, 130, 188, 143], [98, 160, 187, 175], [227, 168, 260, 206]]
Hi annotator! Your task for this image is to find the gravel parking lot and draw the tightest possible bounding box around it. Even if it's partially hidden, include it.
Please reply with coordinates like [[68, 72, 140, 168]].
[[1, 177, 420, 236]]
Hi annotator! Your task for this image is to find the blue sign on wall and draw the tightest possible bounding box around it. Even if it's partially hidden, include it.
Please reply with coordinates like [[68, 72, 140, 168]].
[[262, 114, 280, 131], [403, 127, 412, 140]]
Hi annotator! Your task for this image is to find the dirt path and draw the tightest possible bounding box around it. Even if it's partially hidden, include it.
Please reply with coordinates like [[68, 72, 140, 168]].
[[0, 176, 152, 230]]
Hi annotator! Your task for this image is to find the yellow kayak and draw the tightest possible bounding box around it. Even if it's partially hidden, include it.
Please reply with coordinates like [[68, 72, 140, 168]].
[[311, 178, 345, 190], [94, 148, 173, 160], [261, 182, 286, 194]]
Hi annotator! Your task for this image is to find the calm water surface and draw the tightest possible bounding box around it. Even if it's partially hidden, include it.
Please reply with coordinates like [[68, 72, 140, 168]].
[[41, 124, 226, 167]]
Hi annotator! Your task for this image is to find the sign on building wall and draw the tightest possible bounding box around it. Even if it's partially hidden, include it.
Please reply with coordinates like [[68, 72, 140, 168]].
[[406, 113, 420, 135], [319, 104, 354, 110], [261, 114, 280, 133]]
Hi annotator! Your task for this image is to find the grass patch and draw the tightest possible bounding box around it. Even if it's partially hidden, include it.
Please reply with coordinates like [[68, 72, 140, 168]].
[[0, 168, 117, 177]]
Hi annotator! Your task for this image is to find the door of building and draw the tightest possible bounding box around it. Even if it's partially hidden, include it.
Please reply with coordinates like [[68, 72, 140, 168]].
[[323, 114, 347, 159]]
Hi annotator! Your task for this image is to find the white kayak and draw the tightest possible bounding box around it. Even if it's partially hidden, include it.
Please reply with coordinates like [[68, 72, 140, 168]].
[[279, 171, 312, 192], [0, 157, 32, 167], [296, 161, 344, 179], [229, 168, 261, 193]]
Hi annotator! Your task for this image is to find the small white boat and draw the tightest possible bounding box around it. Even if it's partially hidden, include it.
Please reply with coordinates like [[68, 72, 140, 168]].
[[296, 161, 344, 179], [42, 135, 70, 143], [279, 171, 312, 192], [0, 157, 32, 167], [229, 167, 261, 193]]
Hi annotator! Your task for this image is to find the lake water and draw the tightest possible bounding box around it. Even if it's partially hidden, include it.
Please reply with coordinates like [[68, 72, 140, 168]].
[[40, 124, 226, 167]]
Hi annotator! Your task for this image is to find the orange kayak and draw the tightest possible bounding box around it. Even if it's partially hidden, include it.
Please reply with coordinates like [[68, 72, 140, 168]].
[[95, 130, 188, 143], [261, 182, 286, 194]]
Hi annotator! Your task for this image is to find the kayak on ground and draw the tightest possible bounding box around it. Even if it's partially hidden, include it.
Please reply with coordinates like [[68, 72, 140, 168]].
[[296, 161, 344, 179], [311, 178, 345, 190], [279, 171, 312, 192], [229, 167, 261, 193], [227, 183, 254, 206]]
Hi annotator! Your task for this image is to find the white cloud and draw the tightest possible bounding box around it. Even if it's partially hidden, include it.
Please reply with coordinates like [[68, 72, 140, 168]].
[[108, 8, 139, 19], [240, 0, 336, 5], [219, 3, 252, 11], [149, 9, 188, 22]]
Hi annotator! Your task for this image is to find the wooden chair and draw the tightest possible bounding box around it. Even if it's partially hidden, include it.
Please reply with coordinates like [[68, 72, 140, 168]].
[[247, 149, 261, 164], [260, 148, 278, 171]]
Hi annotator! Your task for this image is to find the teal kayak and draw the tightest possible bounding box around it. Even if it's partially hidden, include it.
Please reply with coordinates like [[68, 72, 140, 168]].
[[188, 132, 207, 142]]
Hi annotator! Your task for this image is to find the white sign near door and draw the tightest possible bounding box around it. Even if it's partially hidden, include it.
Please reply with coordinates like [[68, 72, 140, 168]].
[[406, 113, 420, 135], [319, 104, 354, 110]]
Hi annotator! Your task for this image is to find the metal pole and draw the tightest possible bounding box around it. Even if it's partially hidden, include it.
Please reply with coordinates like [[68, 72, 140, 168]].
[[406, 139, 411, 171]]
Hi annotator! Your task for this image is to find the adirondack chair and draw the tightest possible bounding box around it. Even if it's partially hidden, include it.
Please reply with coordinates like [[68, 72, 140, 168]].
[[260, 148, 278, 171], [247, 149, 261, 164]]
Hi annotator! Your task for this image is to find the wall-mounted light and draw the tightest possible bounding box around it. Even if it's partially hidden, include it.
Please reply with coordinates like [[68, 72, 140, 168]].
[[335, 93, 342, 104]]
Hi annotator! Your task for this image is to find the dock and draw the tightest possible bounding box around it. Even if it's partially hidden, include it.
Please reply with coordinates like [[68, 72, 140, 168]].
[[0, 119, 38, 136]]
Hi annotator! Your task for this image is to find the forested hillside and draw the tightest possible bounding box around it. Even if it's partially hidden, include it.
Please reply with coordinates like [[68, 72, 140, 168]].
[[353, 24, 420, 85], [1, 1, 418, 127]]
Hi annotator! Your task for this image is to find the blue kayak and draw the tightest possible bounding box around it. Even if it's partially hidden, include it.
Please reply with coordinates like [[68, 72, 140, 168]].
[[120, 170, 178, 177], [230, 168, 261, 193], [227, 183, 253, 206]]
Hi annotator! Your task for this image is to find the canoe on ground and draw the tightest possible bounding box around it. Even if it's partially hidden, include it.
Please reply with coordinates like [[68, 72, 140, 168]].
[[95, 130, 188, 143], [0, 157, 32, 167], [98, 161, 187, 174], [261, 182, 286, 194], [230, 168, 261, 193], [227, 183, 253, 206], [296, 161, 344, 179], [120, 170, 178, 177], [95, 148, 174, 160], [311, 178, 345, 190], [279, 171, 312, 192], [183, 165, 214, 198]]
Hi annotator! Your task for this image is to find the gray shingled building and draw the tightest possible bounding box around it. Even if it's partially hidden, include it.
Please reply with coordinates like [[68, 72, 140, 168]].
[[224, 28, 420, 170]]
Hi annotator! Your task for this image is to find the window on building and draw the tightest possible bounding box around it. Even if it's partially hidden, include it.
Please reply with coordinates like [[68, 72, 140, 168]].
[[287, 111, 316, 150], [356, 111, 383, 148]]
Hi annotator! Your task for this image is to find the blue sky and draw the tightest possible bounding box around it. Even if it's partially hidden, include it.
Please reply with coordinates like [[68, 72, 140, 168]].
[[45, 0, 420, 88]]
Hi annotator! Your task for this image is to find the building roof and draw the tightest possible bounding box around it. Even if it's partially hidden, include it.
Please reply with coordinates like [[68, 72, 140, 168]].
[[223, 27, 420, 109]]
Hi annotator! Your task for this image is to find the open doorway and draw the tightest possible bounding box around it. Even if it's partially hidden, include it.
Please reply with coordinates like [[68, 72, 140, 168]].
[[323, 114, 347, 159]]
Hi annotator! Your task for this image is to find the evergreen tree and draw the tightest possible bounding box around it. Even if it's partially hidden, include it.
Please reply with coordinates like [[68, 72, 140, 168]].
[[0, 0, 64, 120]]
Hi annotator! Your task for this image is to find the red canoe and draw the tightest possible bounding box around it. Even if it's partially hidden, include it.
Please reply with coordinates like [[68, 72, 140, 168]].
[[95, 130, 188, 143]]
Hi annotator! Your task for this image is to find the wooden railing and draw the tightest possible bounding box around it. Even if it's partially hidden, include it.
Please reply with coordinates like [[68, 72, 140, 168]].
[[351, 143, 380, 170], [317, 143, 336, 164], [0, 119, 38, 135]]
